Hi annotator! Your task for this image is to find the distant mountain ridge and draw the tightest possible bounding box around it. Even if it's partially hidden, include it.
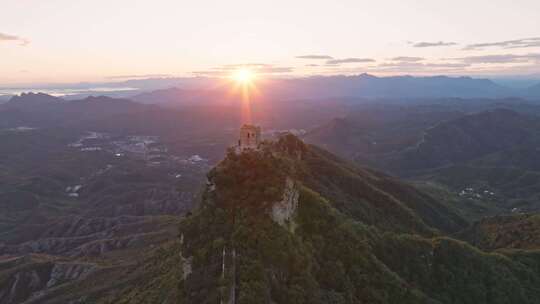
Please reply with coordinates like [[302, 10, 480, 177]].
[[0, 93, 149, 129], [7, 92, 64, 106], [129, 74, 540, 104], [132, 87, 226, 105], [386, 108, 540, 173], [4, 74, 540, 106], [277, 74, 514, 99], [304, 104, 540, 215], [526, 83, 540, 97]]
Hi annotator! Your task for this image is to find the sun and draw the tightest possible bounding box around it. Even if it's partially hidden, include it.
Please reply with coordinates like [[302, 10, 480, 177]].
[[232, 68, 256, 85]]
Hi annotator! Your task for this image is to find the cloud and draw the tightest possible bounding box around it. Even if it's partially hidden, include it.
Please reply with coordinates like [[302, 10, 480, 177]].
[[463, 37, 540, 50], [377, 61, 470, 69], [425, 63, 470, 68], [359, 60, 471, 74], [216, 63, 271, 71], [452, 53, 540, 64], [411, 41, 457, 48], [106, 74, 173, 79], [390, 56, 424, 62], [320, 60, 472, 75], [296, 55, 334, 60], [326, 57, 375, 65], [0, 32, 29, 46], [258, 66, 294, 73], [305, 64, 320, 67], [192, 70, 227, 77], [194, 63, 294, 76]]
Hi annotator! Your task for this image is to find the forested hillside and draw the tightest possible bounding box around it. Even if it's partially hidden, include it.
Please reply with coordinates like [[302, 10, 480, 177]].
[[112, 135, 540, 304]]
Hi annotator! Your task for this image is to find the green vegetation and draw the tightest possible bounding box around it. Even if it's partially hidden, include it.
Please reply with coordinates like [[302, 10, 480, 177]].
[[375, 234, 540, 303], [414, 181, 505, 222], [166, 135, 540, 303], [422, 165, 540, 212], [210, 147, 287, 212], [459, 213, 540, 251], [100, 242, 184, 304], [5, 126, 540, 303], [298, 144, 467, 235]]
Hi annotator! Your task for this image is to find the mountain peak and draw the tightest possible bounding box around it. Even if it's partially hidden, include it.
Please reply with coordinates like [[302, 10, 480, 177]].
[[205, 132, 465, 235], [357, 73, 378, 79], [206, 134, 307, 215], [174, 131, 540, 304], [7, 92, 63, 105], [78, 95, 133, 104]]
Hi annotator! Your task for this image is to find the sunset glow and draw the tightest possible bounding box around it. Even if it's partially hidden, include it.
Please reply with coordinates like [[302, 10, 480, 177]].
[[229, 68, 258, 125], [2, 0, 540, 85], [232, 68, 256, 86]]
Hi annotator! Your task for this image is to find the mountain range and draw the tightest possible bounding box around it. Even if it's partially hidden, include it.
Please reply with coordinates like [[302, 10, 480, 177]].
[[4, 74, 540, 104], [105, 134, 540, 304], [129, 74, 540, 103], [305, 103, 540, 217], [3, 88, 540, 303]]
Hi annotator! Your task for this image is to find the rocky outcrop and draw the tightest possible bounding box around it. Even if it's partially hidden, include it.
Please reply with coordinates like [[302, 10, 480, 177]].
[[182, 256, 193, 281], [0, 267, 49, 304], [0, 216, 178, 257], [0, 236, 98, 256], [71, 230, 171, 257], [179, 233, 193, 281], [38, 216, 142, 238], [45, 262, 96, 288], [0, 259, 96, 304], [271, 177, 299, 230]]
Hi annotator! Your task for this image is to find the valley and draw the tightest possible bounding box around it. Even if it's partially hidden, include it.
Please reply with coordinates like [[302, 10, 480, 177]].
[[0, 124, 207, 303]]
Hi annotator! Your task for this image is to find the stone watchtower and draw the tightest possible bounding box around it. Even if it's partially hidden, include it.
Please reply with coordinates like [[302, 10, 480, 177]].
[[237, 124, 261, 152]]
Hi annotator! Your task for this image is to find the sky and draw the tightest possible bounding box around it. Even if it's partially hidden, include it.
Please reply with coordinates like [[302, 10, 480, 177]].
[[2, 0, 540, 85]]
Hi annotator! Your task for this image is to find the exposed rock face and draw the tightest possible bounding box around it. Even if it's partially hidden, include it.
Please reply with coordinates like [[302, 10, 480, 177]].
[[271, 177, 299, 229], [0, 216, 176, 257], [207, 178, 216, 192], [46, 263, 96, 288], [36, 216, 140, 239], [0, 259, 95, 304], [179, 233, 192, 281], [72, 230, 171, 257], [0, 268, 47, 304], [1, 236, 97, 256], [182, 256, 193, 281]]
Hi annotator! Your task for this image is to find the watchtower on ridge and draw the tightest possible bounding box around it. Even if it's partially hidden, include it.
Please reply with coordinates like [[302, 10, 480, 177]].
[[236, 124, 261, 152]]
